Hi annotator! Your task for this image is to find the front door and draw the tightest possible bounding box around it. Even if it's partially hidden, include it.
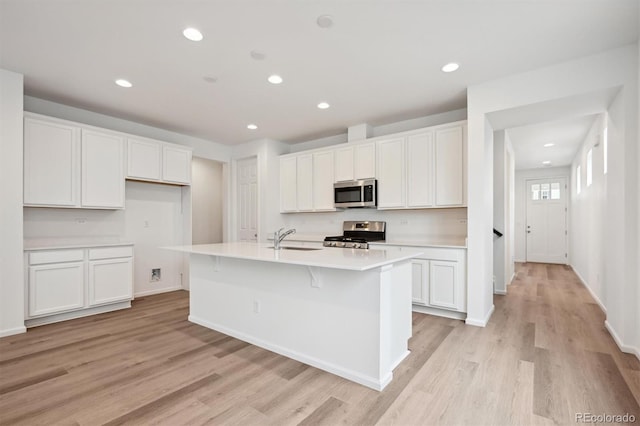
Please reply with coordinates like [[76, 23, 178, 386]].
[[237, 157, 258, 242], [526, 177, 567, 264]]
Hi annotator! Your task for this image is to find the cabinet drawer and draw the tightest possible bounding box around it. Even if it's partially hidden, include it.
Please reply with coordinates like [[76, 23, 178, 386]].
[[30, 249, 84, 265], [89, 246, 133, 260]]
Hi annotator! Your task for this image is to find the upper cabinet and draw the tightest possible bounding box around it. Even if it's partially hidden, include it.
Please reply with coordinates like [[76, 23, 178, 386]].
[[280, 149, 336, 213], [334, 142, 376, 182], [127, 137, 192, 185], [24, 115, 125, 209], [377, 122, 466, 210]]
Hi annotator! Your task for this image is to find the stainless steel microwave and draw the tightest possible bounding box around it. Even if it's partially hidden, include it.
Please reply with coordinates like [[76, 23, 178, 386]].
[[334, 179, 377, 208]]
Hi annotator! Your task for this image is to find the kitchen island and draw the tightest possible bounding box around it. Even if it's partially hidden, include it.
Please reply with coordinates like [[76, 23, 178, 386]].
[[167, 242, 423, 390]]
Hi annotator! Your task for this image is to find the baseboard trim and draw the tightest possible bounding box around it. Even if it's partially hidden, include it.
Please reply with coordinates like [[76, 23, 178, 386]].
[[465, 304, 495, 327], [134, 286, 183, 298], [0, 326, 27, 338], [570, 265, 607, 314], [412, 304, 466, 320], [605, 320, 640, 361], [494, 290, 507, 295], [189, 315, 393, 391]]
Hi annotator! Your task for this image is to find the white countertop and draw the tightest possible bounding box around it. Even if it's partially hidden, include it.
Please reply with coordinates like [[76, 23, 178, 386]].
[[24, 238, 134, 251], [165, 242, 423, 271], [268, 234, 467, 249]]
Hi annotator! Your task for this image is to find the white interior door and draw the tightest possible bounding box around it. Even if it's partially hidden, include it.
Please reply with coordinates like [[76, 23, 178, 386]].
[[526, 177, 567, 264], [237, 157, 258, 242]]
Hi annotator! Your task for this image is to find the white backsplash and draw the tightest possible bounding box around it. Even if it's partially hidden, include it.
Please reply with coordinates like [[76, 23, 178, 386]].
[[280, 208, 467, 241]]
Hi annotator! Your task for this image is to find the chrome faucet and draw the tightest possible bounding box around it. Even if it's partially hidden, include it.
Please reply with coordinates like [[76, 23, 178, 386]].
[[273, 227, 296, 250]]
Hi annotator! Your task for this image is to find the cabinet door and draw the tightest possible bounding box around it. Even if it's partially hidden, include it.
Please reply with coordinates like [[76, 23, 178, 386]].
[[435, 126, 464, 206], [429, 260, 461, 311], [407, 132, 434, 207], [88, 258, 133, 306], [376, 138, 405, 208], [163, 145, 192, 184], [82, 130, 125, 209], [24, 117, 80, 207], [313, 150, 335, 211], [334, 146, 354, 182], [411, 259, 429, 306], [355, 142, 376, 179], [127, 138, 162, 181], [296, 154, 313, 212], [28, 262, 85, 317], [280, 156, 297, 212]]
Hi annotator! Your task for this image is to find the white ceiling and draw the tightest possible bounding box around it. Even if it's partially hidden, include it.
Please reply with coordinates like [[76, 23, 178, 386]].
[[0, 1, 637, 145], [508, 115, 598, 170]]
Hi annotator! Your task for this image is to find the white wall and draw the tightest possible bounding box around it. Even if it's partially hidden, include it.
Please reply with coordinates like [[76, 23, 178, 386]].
[[0, 69, 25, 337], [192, 157, 223, 244], [570, 114, 606, 310], [468, 45, 638, 352], [492, 130, 515, 294], [513, 166, 571, 262], [24, 181, 188, 296]]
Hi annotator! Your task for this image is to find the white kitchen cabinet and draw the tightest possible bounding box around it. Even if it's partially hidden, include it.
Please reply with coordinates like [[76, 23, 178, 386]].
[[429, 260, 462, 311], [312, 150, 335, 211], [334, 142, 376, 182], [334, 146, 355, 182], [126, 138, 192, 185], [296, 154, 313, 211], [163, 145, 192, 184], [127, 137, 162, 181], [28, 261, 85, 317], [88, 246, 133, 307], [376, 138, 405, 208], [24, 116, 80, 207], [280, 156, 298, 212], [26, 244, 134, 326], [435, 126, 465, 206], [81, 129, 125, 209], [411, 259, 429, 306], [406, 131, 434, 208]]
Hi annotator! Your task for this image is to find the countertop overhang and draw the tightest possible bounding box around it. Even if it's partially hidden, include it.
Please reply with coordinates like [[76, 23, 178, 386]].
[[165, 242, 423, 271]]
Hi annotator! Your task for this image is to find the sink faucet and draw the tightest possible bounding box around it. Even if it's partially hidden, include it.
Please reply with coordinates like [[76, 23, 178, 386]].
[[274, 227, 296, 250]]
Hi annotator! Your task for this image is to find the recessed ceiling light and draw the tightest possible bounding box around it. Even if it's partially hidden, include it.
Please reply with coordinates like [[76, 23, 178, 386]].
[[115, 79, 132, 88], [441, 62, 460, 73], [268, 74, 283, 84], [542, 161, 552, 165], [317, 15, 334, 28], [183, 27, 203, 42], [247, 124, 258, 130], [317, 102, 330, 109], [544, 143, 555, 147], [203, 76, 217, 83]]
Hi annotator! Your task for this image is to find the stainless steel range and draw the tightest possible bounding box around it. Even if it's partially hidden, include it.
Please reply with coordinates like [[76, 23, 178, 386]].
[[323, 221, 386, 249]]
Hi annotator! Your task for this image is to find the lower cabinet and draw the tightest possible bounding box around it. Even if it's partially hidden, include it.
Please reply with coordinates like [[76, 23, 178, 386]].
[[25, 244, 134, 324]]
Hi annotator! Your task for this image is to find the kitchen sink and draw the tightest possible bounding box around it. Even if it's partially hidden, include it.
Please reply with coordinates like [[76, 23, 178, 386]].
[[269, 246, 322, 251]]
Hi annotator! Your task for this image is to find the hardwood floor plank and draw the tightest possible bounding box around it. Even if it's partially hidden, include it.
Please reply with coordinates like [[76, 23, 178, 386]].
[[0, 367, 67, 395], [297, 396, 346, 426]]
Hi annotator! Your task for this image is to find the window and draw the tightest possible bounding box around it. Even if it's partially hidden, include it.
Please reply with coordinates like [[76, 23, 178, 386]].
[[531, 184, 540, 200], [587, 149, 593, 187], [551, 182, 561, 200], [576, 165, 582, 194], [540, 183, 550, 200], [603, 127, 608, 175]]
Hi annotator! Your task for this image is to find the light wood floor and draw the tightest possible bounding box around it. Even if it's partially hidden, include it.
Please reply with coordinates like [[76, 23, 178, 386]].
[[1, 263, 638, 425]]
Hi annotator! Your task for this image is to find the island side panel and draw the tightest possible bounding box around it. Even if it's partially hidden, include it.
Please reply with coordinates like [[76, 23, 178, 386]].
[[187, 253, 410, 390]]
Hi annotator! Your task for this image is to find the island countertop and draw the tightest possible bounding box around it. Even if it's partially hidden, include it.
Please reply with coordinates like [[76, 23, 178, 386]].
[[165, 242, 423, 271]]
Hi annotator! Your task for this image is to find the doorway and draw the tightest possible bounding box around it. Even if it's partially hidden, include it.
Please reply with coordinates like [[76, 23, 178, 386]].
[[525, 177, 568, 264], [191, 157, 224, 244], [236, 156, 258, 242]]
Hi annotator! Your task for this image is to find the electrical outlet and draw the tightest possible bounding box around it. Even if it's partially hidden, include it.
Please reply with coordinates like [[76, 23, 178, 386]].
[[458, 218, 467, 224], [253, 300, 261, 313], [400, 220, 409, 225], [151, 268, 161, 282], [144, 219, 150, 228], [75, 218, 87, 224]]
